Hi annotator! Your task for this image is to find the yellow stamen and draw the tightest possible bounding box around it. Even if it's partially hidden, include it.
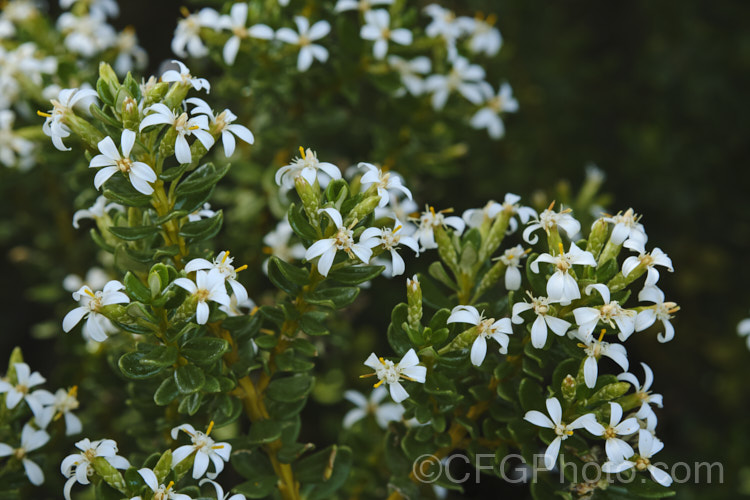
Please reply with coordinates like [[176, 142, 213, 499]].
[[486, 13, 497, 25], [598, 329, 606, 342], [68, 385, 78, 398], [262, 246, 274, 254], [359, 373, 376, 379], [299, 146, 306, 159], [166, 481, 175, 492], [221, 251, 230, 264], [180, 6, 190, 17], [84, 289, 96, 298], [668, 306, 680, 314], [235, 264, 248, 273], [206, 420, 215, 436], [250, 306, 259, 316], [558, 242, 565, 256], [393, 225, 403, 234], [373, 379, 384, 388], [429, 206, 436, 216], [378, 356, 386, 364], [566, 430, 574, 436], [37, 110, 52, 118], [188, 125, 200, 130], [212, 444, 224, 449], [524, 248, 532, 255], [547, 200, 556, 211], [440, 208, 455, 214]]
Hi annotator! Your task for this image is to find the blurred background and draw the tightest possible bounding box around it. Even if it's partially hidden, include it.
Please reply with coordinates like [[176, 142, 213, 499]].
[[2, 0, 749, 498]]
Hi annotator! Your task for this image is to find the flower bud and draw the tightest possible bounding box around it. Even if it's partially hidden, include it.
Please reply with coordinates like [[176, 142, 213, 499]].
[[294, 176, 320, 222], [65, 114, 105, 152], [587, 218, 609, 261], [98, 62, 120, 97], [480, 210, 511, 262], [92, 456, 127, 493], [121, 97, 140, 131], [346, 195, 380, 226], [407, 275, 422, 330], [561, 374, 576, 402], [434, 225, 458, 271], [472, 258, 506, 302]]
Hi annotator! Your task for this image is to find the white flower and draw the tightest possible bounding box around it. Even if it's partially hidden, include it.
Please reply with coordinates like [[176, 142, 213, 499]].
[[359, 162, 412, 208], [137, 468, 193, 500], [362, 348, 427, 403], [343, 386, 404, 428], [622, 248, 673, 288], [186, 98, 254, 157], [139, 103, 215, 164], [601, 208, 647, 251], [512, 292, 571, 348], [0, 363, 47, 417], [60, 0, 119, 18], [262, 219, 306, 264], [530, 242, 597, 306], [334, 0, 393, 13], [470, 82, 518, 139], [171, 421, 231, 480], [89, 130, 157, 195], [113, 27, 148, 75], [275, 147, 341, 189], [162, 60, 211, 93], [576, 329, 629, 389], [423, 4, 463, 59], [498, 244, 528, 291], [738, 317, 750, 350], [276, 16, 330, 72], [462, 14, 502, 56], [424, 56, 485, 110], [360, 9, 412, 60], [387, 55, 431, 96], [57, 11, 116, 57], [188, 202, 216, 222], [40, 87, 98, 151], [617, 362, 663, 423], [218, 3, 274, 65], [447, 305, 513, 366], [374, 195, 419, 235], [185, 251, 249, 304], [63, 267, 111, 293], [573, 284, 637, 341], [585, 402, 640, 462], [0, 110, 34, 169], [0, 424, 49, 486], [462, 194, 536, 234], [61, 438, 130, 500], [172, 8, 220, 58], [34, 386, 82, 436], [305, 208, 378, 277], [411, 205, 465, 251], [219, 293, 257, 318], [635, 286, 678, 343], [72, 195, 123, 229], [200, 478, 245, 500], [523, 397, 598, 469], [174, 269, 231, 325], [523, 204, 581, 245], [62, 280, 130, 342], [603, 429, 672, 487], [360, 220, 419, 276]]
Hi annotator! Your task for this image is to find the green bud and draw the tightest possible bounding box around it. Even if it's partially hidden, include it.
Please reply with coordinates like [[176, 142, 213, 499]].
[[472, 258, 506, 302], [163, 81, 190, 110], [547, 226, 563, 255], [587, 382, 631, 405], [561, 374, 577, 402], [153, 450, 173, 484], [159, 126, 178, 159], [435, 225, 458, 273], [122, 97, 139, 131], [294, 176, 320, 223], [406, 275, 423, 331], [587, 218, 609, 261], [98, 62, 119, 94], [345, 195, 380, 226], [103, 304, 131, 323], [598, 239, 622, 267], [6, 347, 24, 383], [92, 456, 127, 493], [141, 77, 168, 106], [65, 114, 105, 151], [479, 209, 511, 262]]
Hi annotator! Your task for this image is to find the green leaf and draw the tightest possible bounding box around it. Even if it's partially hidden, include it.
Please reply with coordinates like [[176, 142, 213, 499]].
[[179, 211, 223, 241], [180, 337, 229, 365], [266, 374, 314, 403], [103, 175, 152, 207], [234, 477, 278, 499], [525, 253, 548, 296], [428, 261, 458, 290], [141, 345, 178, 367], [597, 258, 620, 283], [275, 351, 316, 372], [624, 477, 676, 498], [299, 314, 329, 336], [123, 272, 150, 303], [154, 376, 179, 405], [174, 364, 206, 394], [287, 203, 318, 241], [267, 256, 308, 295], [153, 450, 172, 485], [387, 303, 411, 356], [178, 392, 203, 415], [303, 446, 353, 500], [118, 351, 165, 379], [518, 378, 546, 412], [107, 225, 159, 241], [248, 419, 283, 445], [175, 162, 231, 196], [327, 265, 384, 285], [305, 286, 360, 308]]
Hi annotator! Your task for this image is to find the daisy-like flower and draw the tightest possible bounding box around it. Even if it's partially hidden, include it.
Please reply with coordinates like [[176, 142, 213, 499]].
[[359, 162, 412, 208], [512, 292, 571, 349], [576, 329, 629, 389], [635, 286, 678, 343], [72, 195, 123, 229], [174, 269, 231, 325], [62, 281, 130, 342], [334, 0, 393, 13], [262, 219, 306, 264], [522, 204, 581, 245], [139, 104, 215, 164], [0, 363, 47, 417], [617, 362, 663, 423], [172, 8, 220, 58], [188, 202, 216, 222], [186, 98, 254, 157], [34, 386, 82, 436], [411, 205, 466, 251], [602, 429, 672, 487], [276, 16, 331, 72], [305, 208, 378, 277], [463, 14, 503, 56], [601, 208, 647, 251], [0, 424, 49, 486], [462, 194, 536, 234], [343, 386, 404, 429], [113, 27, 148, 76], [171, 421, 231, 480], [523, 397, 598, 469], [275, 147, 341, 189], [497, 244, 528, 291], [56, 10, 116, 57], [162, 60, 210, 93], [185, 251, 249, 304], [89, 130, 156, 195], [530, 242, 597, 306], [360, 220, 419, 276], [424, 56, 486, 110], [218, 3, 274, 65], [39, 87, 98, 151], [470, 82, 518, 139], [362, 348, 427, 403], [622, 248, 673, 288], [387, 55, 431, 96], [423, 4, 463, 59], [447, 305, 513, 366], [360, 9, 413, 60], [738, 316, 750, 350], [60, 0, 119, 17], [200, 478, 246, 500], [374, 194, 419, 235], [585, 402, 640, 463], [573, 284, 637, 341], [136, 468, 192, 500], [0, 110, 34, 169], [61, 438, 130, 500]]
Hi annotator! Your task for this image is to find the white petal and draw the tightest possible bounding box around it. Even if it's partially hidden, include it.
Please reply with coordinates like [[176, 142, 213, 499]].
[[583, 356, 598, 388], [530, 315, 548, 348], [389, 381, 409, 403], [523, 410, 554, 429], [470, 336, 487, 366], [545, 398, 562, 425], [23, 458, 45, 485], [543, 437, 561, 469]]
